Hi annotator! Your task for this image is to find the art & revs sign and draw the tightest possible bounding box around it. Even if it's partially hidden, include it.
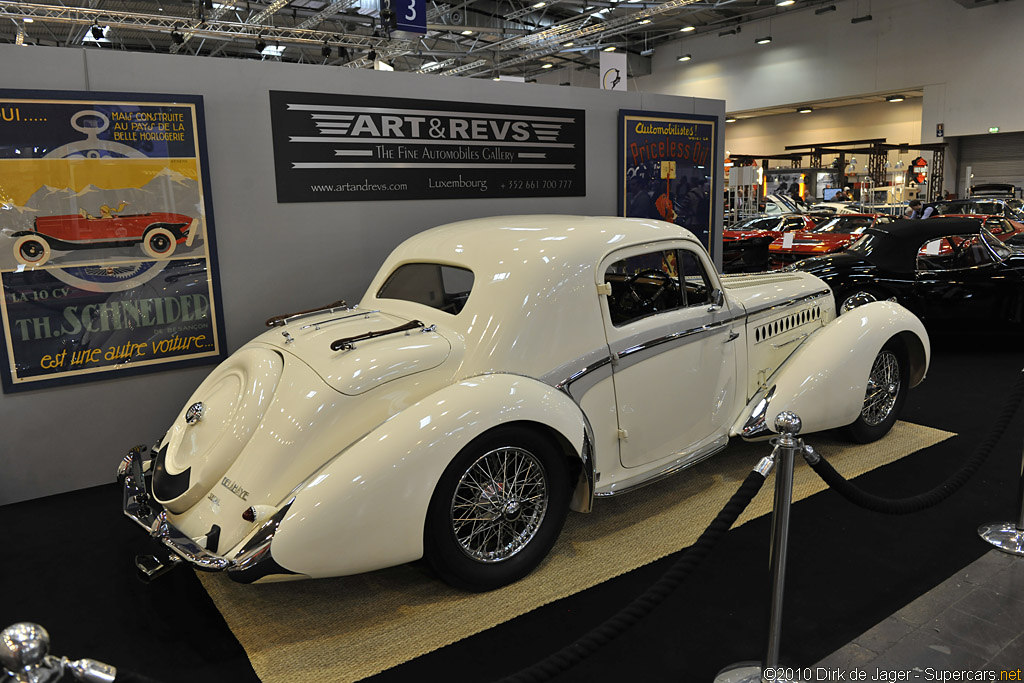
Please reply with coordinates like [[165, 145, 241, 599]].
[[269, 91, 585, 202]]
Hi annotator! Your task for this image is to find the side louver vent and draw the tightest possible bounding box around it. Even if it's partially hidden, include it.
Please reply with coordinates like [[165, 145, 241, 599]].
[[753, 306, 821, 344]]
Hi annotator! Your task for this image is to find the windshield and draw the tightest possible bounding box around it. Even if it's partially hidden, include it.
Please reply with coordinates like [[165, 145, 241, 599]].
[[810, 216, 874, 234], [729, 216, 781, 231], [981, 227, 1011, 261], [845, 232, 884, 256]]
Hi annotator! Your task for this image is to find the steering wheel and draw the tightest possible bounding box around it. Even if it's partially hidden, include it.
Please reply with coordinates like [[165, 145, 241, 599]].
[[625, 268, 674, 311]]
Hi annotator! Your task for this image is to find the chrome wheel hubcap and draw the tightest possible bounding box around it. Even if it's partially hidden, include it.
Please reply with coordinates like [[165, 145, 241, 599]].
[[451, 446, 548, 563], [862, 350, 901, 426]]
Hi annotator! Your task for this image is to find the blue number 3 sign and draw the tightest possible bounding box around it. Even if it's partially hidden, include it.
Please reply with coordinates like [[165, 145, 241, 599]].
[[394, 0, 426, 34]]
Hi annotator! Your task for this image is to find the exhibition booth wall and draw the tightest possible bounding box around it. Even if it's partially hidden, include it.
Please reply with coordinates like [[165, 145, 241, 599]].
[[635, 0, 1024, 144], [0, 43, 724, 505]]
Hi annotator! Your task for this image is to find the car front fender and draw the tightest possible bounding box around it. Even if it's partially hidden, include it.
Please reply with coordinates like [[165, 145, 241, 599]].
[[269, 373, 588, 579], [733, 301, 929, 439]]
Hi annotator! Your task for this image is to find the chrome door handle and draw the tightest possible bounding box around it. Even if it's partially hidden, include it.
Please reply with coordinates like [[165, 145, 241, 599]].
[[725, 331, 739, 343]]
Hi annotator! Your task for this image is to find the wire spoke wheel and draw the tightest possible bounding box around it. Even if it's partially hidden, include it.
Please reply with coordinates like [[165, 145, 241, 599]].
[[861, 349, 901, 427], [451, 446, 549, 564]]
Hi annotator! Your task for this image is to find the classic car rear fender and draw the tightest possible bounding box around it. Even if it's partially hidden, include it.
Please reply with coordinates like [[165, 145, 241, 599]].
[[733, 301, 929, 438], [269, 373, 588, 580]]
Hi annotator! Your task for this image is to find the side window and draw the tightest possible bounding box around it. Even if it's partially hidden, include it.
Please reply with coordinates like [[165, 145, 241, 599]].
[[916, 235, 994, 271], [784, 217, 804, 230], [604, 249, 684, 326], [377, 263, 475, 314], [678, 249, 712, 306]]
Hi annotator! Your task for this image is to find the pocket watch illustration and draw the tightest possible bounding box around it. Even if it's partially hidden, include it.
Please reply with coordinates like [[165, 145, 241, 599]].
[[45, 110, 147, 159]]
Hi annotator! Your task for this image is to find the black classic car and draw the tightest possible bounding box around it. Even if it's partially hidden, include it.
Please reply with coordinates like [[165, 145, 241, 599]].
[[793, 218, 1024, 329]]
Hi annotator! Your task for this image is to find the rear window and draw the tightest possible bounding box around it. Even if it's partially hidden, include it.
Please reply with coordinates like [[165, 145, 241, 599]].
[[377, 263, 474, 315]]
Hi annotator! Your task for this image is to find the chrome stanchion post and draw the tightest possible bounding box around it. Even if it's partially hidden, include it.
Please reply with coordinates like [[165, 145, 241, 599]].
[[715, 411, 803, 683], [978, 437, 1024, 555]]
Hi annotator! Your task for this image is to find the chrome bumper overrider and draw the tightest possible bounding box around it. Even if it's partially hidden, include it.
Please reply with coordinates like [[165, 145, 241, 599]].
[[118, 446, 295, 582]]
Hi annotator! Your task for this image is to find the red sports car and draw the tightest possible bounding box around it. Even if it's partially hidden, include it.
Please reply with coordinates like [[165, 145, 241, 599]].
[[942, 214, 1024, 245], [13, 208, 198, 267], [722, 213, 816, 273], [769, 213, 894, 268]]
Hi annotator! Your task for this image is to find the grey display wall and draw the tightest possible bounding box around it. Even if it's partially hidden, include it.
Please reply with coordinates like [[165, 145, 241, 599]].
[[0, 43, 724, 506]]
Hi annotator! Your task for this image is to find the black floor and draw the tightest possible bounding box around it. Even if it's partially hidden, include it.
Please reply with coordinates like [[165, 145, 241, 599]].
[[3, 332, 1022, 682]]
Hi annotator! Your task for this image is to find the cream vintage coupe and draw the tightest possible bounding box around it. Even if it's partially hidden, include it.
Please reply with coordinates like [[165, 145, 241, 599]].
[[119, 215, 929, 590]]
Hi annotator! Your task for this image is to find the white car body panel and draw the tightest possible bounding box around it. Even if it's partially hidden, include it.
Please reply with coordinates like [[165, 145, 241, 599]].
[[271, 374, 586, 579], [127, 215, 931, 584]]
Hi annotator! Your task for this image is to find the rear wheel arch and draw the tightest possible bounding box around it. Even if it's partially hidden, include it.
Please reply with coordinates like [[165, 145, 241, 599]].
[[423, 421, 575, 591]]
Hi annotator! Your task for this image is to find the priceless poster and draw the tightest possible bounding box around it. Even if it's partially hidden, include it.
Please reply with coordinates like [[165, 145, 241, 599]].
[[618, 110, 717, 250], [269, 91, 586, 203], [0, 90, 225, 392]]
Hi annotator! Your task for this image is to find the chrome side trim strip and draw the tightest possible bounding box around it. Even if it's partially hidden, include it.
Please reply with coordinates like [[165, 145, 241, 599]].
[[743, 290, 831, 317], [617, 315, 744, 363], [594, 435, 729, 498]]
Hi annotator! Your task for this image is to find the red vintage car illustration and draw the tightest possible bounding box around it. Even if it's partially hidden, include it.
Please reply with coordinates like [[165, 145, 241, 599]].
[[12, 204, 198, 266]]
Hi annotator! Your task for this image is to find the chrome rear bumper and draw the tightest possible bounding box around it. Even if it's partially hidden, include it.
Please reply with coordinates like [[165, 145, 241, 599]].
[[117, 446, 296, 582]]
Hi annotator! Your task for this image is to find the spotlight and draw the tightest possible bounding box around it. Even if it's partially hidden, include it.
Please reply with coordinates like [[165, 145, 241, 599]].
[[23, 17, 33, 23], [718, 28, 736, 36], [368, 49, 377, 61], [814, 4, 836, 14], [797, 107, 812, 114], [756, 35, 772, 44], [639, 18, 651, 24], [493, 75, 501, 81], [603, 45, 616, 51], [680, 25, 695, 32], [338, 46, 349, 60], [677, 54, 691, 61], [725, 117, 736, 123], [562, 41, 574, 47], [851, 14, 872, 23], [255, 36, 266, 52], [322, 42, 331, 57], [461, 29, 474, 35], [542, 62, 554, 68], [640, 48, 654, 56], [91, 24, 103, 40], [886, 94, 905, 103], [171, 30, 184, 44], [776, 0, 795, 5]]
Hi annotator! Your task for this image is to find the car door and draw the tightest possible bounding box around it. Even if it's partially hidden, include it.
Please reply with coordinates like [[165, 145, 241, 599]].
[[914, 232, 1023, 324], [598, 242, 740, 469]]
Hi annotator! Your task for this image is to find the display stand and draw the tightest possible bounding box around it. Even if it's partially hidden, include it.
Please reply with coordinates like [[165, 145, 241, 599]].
[[978, 439, 1024, 556], [714, 412, 803, 683]]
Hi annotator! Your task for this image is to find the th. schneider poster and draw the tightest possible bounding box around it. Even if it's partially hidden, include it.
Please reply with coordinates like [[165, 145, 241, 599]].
[[0, 90, 225, 392], [618, 110, 717, 250], [269, 90, 586, 203]]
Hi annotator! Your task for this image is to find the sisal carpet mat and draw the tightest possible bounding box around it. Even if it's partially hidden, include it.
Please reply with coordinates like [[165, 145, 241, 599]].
[[198, 421, 953, 683]]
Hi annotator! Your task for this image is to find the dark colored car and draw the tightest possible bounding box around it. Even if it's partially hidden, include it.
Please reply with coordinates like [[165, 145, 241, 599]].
[[928, 198, 1024, 221], [721, 213, 816, 273], [793, 217, 1024, 329], [768, 213, 893, 268]]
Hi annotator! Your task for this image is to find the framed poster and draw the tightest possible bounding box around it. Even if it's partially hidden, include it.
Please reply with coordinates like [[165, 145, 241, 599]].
[[269, 91, 586, 203], [618, 110, 718, 251], [0, 90, 225, 392]]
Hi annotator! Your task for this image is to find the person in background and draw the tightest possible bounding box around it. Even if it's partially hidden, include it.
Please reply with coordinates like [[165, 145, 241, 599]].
[[905, 199, 923, 219]]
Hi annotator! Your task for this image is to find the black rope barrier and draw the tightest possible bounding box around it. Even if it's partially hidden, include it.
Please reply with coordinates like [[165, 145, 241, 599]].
[[496, 467, 770, 683], [808, 367, 1024, 515]]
